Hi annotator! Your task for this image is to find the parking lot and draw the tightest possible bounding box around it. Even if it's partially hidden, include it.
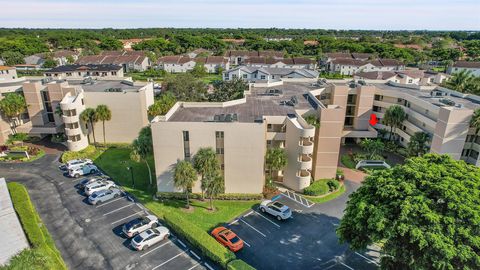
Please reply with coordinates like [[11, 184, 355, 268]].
[[0, 155, 211, 270], [228, 182, 380, 270]]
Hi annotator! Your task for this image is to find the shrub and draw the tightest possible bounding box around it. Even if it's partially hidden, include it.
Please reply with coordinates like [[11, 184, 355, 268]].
[[340, 154, 356, 169], [163, 211, 235, 268], [336, 168, 344, 176], [60, 145, 103, 163], [327, 179, 340, 191], [156, 192, 262, 201], [6, 182, 67, 270], [7, 133, 29, 144], [227, 259, 256, 270], [303, 180, 330, 196]]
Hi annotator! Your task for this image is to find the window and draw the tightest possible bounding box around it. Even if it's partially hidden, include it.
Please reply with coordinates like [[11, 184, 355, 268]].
[[182, 131, 190, 160], [344, 117, 353, 126], [232, 74, 237, 79], [260, 75, 266, 80], [215, 131, 224, 138], [469, 150, 479, 160], [374, 95, 383, 101], [408, 79, 413, 83], [242, 74, 247, 79], [373, 106, 381, 112], [68, 134, 81, 142], [216, 148, 224, 154], [66, 122, 79, 129], [347, 94, 357, 104]]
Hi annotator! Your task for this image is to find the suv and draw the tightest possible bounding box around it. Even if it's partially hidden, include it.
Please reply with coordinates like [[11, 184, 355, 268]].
[[259, 200, 292, 220], [60, 159, 93, 171], [122, 215, 159, 238], [88, 187, 123, 205], [131, 227, 170, 251], [69, 164, 98, 178], [77, 175, 110, 189], [84, 180, 116, 196]]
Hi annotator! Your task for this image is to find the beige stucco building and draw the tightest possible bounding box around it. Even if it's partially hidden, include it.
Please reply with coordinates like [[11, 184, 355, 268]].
[[152, 76, 480, 194], [0, 66, 153, 151]]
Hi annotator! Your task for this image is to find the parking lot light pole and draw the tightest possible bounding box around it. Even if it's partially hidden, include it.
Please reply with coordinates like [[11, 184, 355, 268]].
[[126, 166, 135, 188]]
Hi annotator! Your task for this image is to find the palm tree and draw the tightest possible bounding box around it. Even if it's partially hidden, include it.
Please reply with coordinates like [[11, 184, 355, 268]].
[[130, 127, 153, 186], [193, 147, 220, 200], [383, 105, 406, 141], [95, 105, 112, 146], [468, 108, 480, 153], [205, 173, 224, 211], [445, 69, 475, 92], [360, 139, 385, 159], [407, 132, 431, 157], [265, 147, 288, 181], [0, 93, 27, 134], [174, 160, 197, 209], [80, 108, 98, 146]]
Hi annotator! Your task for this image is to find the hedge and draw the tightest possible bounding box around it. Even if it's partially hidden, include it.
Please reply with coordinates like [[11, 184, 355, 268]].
[[303, 179, 330, 196], [163, 211, 235, 268], [6, 182, 67, 270], [60, 145, 103, 163], [327, 179, 340, 191], [157, 192, 262, 201], [227, 259, 256, 270]]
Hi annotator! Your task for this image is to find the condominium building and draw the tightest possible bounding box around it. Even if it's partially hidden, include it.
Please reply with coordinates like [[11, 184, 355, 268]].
[[244, 57, 317, 70], [151, 76, 480, 194], [447, 61, 480, 77], [44, 64, 124, 80], [0, 66, 153, 150], [156, 56, 229, 73], [76, 51, 150, 72], [223, 66, 319, 86]]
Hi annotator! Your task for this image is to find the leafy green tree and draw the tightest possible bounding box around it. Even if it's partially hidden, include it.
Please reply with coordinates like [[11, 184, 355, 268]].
[[99, 38, 122, 50], [265, 147, 287, 181], [0, 93, 27, 133], [95, 104, 112, 146], [360, 139, 385, 159], [382, 105, 406, 141], [130, 126, 153, 186], [407, 132, 430, 157], [147, 92, 177, 117], [163, 73, 207, 101], [1, 51, 25, 66], [80, 108, 98, 146], [190, 62, 207, 77], [444, 69, 476, 92], [304, 114, 320, 128], [173, 160, 197, 209], [205, 172, 224, 211], [208, 78, 247, 102], [66, 55, 75, 64], [193, 147, 220, 200], [337, 154, 480, 269], [42, 58, 58, 68]]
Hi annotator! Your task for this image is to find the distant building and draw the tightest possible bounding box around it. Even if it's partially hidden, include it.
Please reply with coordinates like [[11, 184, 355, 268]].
[[156, 56, 229, 73], [329, 58, 405, 75], [224, 50, 284, 65], [448, 61, 480, 77], [223, 66, 318, 86], [76, 51, 150, 72], [120, 38, 151, 51], [355, 70, 448, 85], [0, 66, 18, 81], [186, 49, 212, 59], [244, 57, 316, 70], [24, 50, 79, 68], [44, 64, 124, 79]]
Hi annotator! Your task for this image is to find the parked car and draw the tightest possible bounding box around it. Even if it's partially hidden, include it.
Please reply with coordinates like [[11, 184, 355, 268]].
[[131, 227, 170, 251], [211, 227, 244, 252], [69, 164, 99, 178], [88, 187, 123, 205], [259, 200, 292, 220], [59, 159, 93, 171], [84, 180, 116, 196], [77, 175, 111, 189], [123, 215, 159, 238]]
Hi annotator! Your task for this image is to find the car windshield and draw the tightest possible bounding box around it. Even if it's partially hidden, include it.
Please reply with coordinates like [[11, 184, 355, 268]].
[[125, 218, 142, 228], [133, 234, 143, 243], [272, 202, 285, 208], [91, 193, 98, 198], [230, 236, 241, 244]]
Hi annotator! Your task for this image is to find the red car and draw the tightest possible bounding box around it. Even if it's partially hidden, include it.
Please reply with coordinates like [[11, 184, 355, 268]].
[[211, 227, 244, 252]]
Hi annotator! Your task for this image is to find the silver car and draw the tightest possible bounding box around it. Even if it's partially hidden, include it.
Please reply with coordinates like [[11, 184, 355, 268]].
[[88, 187, 123, 205], [84, 180, 116, 196], [122, 215, 159, 238], [259, 200, 292, 220], [131, 227, 170, 251]]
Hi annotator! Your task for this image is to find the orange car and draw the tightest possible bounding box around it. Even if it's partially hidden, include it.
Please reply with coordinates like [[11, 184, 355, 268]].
[[211, 226, 244, 252]]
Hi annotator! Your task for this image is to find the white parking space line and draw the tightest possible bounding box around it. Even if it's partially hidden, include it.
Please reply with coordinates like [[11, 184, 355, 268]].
[[140, 241, 171, 258], [355, 252, 379, 266], [96, 196, 124, 208], [244, 210, 254, 217], [186, 263, 200, 270], [151, 251, 186, 270], [340, 262, 355, 270], [189, 250, 201, 260], [242, 239, 251, 247], [102, 204, 133, 216], [228, 219, 239, 225], [253, 211, 280, 228], [240, 219, 266, 237], [110, 212, 142, 225]]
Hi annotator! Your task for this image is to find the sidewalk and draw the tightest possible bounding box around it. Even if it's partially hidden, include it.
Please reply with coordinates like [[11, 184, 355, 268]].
[[338, 165, 367, 183]]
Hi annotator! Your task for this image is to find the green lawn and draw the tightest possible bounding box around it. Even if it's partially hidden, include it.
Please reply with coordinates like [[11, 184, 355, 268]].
[[125, 71, 222, 84], [305, 184, 346, 203], [61, 145, 258, 231], [200, 74, 222, 83]]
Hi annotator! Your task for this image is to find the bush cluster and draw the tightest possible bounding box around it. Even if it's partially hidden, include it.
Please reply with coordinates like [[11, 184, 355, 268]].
[[156, 192, 262, 201], [60, 145, 103, 163], [303, 180, 330, 196], [163, 212, 235, 268], [227, 259, 256, 270]]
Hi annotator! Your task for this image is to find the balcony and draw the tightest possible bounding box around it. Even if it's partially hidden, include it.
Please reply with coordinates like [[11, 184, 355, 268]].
[[298, 154, 313, 170], [64, 126, 81, 137], [62, 114, 79, 124], [295, 170, 311, 190], [298, 138, 314, 154]]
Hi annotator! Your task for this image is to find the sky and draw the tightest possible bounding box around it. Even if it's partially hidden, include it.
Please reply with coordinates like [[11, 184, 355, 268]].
[[1, 0, 479, 30]]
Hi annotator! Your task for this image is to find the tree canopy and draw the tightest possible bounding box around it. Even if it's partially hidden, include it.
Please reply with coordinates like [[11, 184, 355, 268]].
[[337, 154, 480, 269]]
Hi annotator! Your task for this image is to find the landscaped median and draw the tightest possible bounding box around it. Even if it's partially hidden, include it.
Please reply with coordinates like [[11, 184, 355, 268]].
[[303, 179, 346, 203], [4, 182, 67, 270]]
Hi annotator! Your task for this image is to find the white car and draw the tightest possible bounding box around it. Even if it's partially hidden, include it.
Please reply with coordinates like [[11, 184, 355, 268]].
[[69, 164, 98, 178], [259, 200, 292, 220], [60, 159, 93, 171], [87, 187, 123, 205], [84, 180, 116, 196], [131, 227, 170, 251], [122, 215, 159, 238]]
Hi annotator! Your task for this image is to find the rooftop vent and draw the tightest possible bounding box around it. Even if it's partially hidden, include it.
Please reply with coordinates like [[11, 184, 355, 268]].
[[82, 76, 96, 85], [439, 98, 455, 106], [104, 88, 123, 92], [213, 113, 238, 122], [41, 77, 52, 84]]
